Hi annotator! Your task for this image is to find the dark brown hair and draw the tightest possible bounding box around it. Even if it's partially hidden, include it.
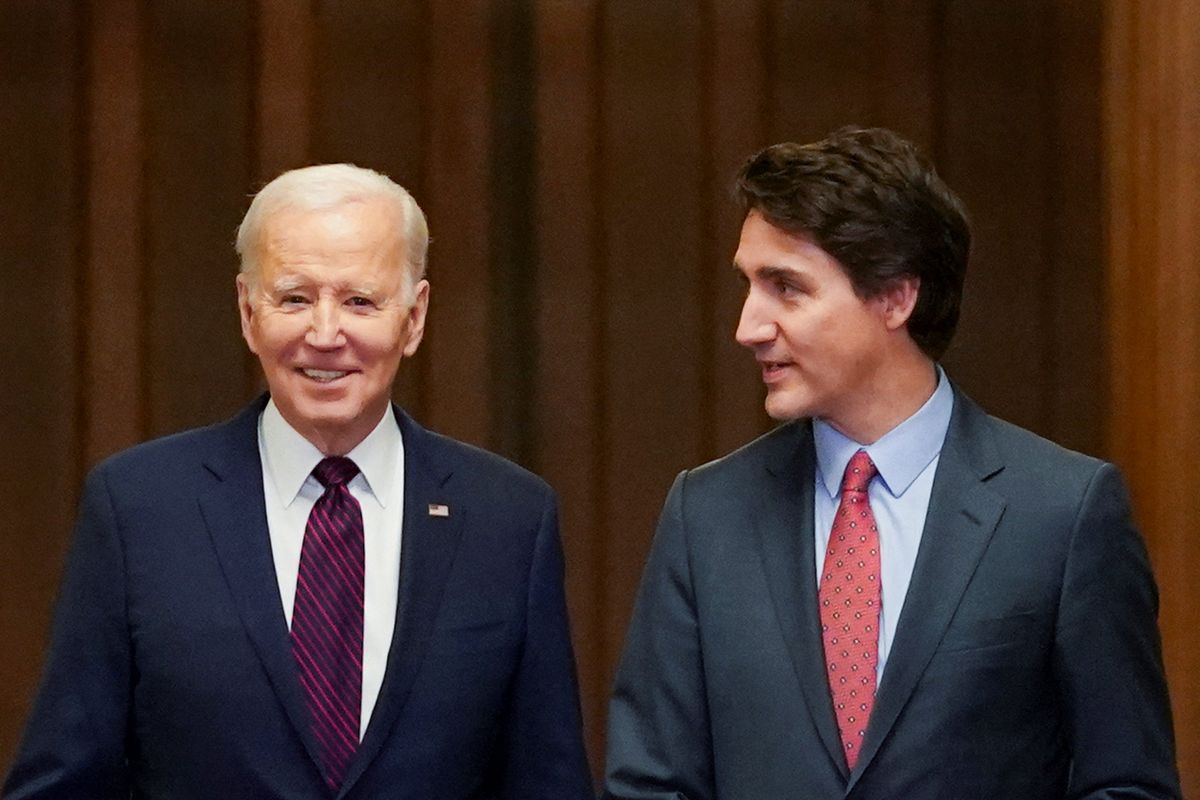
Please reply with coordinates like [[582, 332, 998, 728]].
[[734, 126, 971, 359]]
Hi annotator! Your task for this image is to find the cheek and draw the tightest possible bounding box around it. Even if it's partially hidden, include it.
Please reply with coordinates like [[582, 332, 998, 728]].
[[252, 317, 305, 361], [347, 319, 408, 363]]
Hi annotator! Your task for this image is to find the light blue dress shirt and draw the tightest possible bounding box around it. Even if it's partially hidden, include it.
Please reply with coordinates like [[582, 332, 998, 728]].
[[812, 368, 954, 680]]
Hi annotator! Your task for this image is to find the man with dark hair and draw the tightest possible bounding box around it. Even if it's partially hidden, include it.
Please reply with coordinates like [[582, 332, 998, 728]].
[[604, 127, 1179, 799]]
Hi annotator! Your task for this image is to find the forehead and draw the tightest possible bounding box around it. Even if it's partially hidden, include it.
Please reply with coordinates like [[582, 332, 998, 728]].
[[733, 211, 842, 277], [258, 200, 406, 277]]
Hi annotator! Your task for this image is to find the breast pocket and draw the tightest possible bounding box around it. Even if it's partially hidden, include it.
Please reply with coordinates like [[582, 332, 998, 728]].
[[427, 602, 518, 655], [936, 610, 1050, 656]]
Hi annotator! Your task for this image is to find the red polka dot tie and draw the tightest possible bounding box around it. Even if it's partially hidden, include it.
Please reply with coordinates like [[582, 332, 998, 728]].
[[818, 449, 880, 770]]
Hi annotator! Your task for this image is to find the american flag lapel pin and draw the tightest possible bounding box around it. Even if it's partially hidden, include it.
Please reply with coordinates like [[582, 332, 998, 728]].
[[428, 503, 450, 518]]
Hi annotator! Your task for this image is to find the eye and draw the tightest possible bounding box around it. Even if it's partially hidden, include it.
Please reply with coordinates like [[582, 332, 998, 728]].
[[280, 293, 309, 307], [347, 296, 376, 309]]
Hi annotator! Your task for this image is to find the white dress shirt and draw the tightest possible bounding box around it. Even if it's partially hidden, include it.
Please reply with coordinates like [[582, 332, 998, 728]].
[[257, 399, 405, 738], [812, 368, 954, 681]]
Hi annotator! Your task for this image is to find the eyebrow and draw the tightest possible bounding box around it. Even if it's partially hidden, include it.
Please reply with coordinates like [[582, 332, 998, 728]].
[[266, 277, 382, 297], [734, 262, 804, 281], [269, 276, 304, 293]]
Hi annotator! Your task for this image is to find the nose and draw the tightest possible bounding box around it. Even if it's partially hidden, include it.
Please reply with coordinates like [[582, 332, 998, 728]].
[[735, 288, 774, 349], [306, 297, 345, 349]]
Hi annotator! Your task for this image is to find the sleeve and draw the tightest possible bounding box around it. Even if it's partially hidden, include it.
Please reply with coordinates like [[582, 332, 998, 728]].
[[3, 467, 133, 800], [499, 489, 595, 799], [603, 472, 714, 800], [1053, 462, 1182, 799]]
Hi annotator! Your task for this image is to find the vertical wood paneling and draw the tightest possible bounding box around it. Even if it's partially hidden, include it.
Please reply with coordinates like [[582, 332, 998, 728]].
[[143, 2, 255, 436], [0, 1, 81, 770], [311, 0, 429, 412], [874, 0, 938, 150], [936, 1, 1054, 431], [533, 0, 605, 768], [704, 0, 772, 459], [421, 1, 493, 445], [254, 0, 314, 181], [84, 0, 146, 465], [769, 1, 878, 141], [488, 0, 538, 465], [1105, 2, 1200, 791], [599, 0, 706, 691], [1044, 1, 1103, 457]]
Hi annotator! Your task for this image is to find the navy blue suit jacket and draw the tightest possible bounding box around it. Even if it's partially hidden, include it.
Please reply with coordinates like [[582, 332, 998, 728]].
[[605, 389, 1179, 799], [5, 397, 593, 799]]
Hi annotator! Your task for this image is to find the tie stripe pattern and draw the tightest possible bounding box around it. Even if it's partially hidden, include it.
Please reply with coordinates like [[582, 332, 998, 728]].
[[291, 456, 365, 791], [818, 449, 881, 771]]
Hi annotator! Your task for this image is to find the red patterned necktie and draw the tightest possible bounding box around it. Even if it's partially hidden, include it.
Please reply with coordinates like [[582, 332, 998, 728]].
[[291, 456, 365, 791], [818, 449, 881, 771]]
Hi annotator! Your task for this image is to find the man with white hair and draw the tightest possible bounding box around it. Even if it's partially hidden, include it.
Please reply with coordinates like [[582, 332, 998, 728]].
[[4, 164, 593, 799]]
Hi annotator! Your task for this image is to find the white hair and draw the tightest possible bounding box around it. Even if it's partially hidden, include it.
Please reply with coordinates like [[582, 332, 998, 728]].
[[235, 163, 428, 299]]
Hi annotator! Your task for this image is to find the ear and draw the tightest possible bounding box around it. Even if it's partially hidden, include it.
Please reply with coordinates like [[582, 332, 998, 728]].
[[401, 279, 430, 357], [878, 275, 920, 332], [236, 273, 259, 354]]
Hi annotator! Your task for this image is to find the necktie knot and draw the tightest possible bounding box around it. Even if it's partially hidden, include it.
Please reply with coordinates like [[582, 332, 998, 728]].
[[840, 449, 877, 495], [313, 456, 360, 489]]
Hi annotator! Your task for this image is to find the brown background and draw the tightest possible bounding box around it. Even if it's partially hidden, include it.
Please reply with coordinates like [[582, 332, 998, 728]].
[[0, 0, 1194, 793]]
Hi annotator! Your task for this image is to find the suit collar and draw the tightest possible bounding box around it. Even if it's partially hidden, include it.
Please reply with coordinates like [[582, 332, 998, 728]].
[[199, 397, 468, 796], [847, 387, 1007, 790], [258, 399, 405, 509], [757, 388, 1009, 788], [197, 395, 331, 782], [758, 420, 855, 780], [812, 367, 954, 499]]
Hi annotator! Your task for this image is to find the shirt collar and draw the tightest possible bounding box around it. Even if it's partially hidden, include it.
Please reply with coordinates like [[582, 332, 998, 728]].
[[813, 366, 954, 500], [259, 399, 403, 508]]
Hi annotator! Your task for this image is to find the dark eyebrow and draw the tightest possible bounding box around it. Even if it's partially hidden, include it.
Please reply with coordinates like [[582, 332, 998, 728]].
[[757, 265, 801, 282]]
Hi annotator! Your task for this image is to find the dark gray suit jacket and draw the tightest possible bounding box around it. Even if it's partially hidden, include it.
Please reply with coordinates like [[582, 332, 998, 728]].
[[605, 389, 1179, 799]]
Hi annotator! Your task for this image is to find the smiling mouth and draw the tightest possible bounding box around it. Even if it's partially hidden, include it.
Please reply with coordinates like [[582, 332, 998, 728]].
[[299, 368, 351, 383]]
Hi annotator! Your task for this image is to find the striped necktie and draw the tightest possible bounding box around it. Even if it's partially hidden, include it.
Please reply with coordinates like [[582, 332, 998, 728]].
[[291, 456, 365, 791]]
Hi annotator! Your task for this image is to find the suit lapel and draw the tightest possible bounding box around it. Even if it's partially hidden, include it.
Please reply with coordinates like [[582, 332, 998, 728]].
[[847, 392, 1006, 791], [197, 397, 327, 778], [339, 408, 465, 798], [755, 421, 850, 781]]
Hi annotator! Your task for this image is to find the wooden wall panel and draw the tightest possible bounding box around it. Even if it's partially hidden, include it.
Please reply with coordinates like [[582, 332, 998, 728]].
[[1106, 1, 1200, 792], [937, 1, 1055, 431], [874, 0, 938, 150], [420, 1, 493, 446], [143, 1, 255, 436], [255, 0, 314, 181], [84, 0, 147, 464], [0, 1, 81, 769], [487, 0, 538, 465], [533, 0, 605, 767], [1044, 1, 1104, 458], [704, 0, 772, 459], [769, 1, 879, 141], [599, 0, 706, 690]]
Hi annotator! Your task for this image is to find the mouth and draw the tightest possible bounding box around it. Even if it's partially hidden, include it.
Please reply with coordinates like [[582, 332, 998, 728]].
[[758, 360, 793, 382], [297, 367, 353, 383]]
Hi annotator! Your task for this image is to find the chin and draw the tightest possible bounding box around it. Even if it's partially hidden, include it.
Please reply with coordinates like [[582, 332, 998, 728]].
[[764, 389, 814, 422]]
